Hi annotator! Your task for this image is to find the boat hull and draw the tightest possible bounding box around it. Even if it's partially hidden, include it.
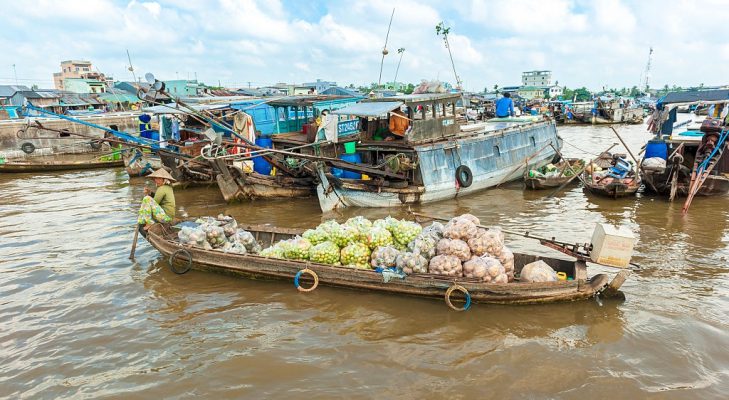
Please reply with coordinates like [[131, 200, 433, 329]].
[[147, 224, 616, 305], [0, 158, 123, 173], [318, 121, 561, 211]]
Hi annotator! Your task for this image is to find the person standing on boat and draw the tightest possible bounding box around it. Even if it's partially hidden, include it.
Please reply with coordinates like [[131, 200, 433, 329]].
[[138, 168, 176, 231], [495, 92, 515, 118]]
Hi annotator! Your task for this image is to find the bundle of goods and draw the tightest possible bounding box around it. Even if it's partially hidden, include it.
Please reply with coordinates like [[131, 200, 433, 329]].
[[176, 214, 260, 254], [259, 216, 430, 271], [255, 214, 554, 284]]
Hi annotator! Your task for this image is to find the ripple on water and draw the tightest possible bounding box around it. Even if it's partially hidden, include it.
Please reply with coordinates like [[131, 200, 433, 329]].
[[1, 121, 729, 398]]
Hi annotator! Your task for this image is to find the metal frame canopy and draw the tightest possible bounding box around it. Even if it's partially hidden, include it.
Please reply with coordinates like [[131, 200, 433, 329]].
[[330, 101, 403, 117], [267, 95, 354, 107], [142, 102, 230, 115], [367, 92, 462, 106], [659, 89, 729, 106]]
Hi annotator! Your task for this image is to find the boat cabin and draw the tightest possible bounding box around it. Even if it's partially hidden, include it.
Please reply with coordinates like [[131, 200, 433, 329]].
[[328, 93, 462, 144], [266, 95, 361, 138]]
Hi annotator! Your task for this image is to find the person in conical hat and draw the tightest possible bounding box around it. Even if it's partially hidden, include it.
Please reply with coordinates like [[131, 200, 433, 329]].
[[137, 168, 176, 230]]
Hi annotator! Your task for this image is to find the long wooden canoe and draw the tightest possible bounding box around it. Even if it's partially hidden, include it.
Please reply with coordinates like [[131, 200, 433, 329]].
[[146, 223, 626, 306], [0, 158, 123, 173]]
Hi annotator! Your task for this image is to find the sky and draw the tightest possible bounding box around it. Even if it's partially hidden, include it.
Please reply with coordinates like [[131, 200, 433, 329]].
[[1, 0, 728, 92]]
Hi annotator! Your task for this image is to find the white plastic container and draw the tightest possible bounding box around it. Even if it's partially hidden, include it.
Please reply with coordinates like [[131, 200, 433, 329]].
[[590, 224, 636, 268]]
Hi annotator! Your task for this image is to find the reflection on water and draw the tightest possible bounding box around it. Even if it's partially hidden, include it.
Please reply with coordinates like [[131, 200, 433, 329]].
[[1, 121, 728, 398]]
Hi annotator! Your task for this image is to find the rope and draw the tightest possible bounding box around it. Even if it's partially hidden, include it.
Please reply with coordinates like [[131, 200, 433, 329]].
[[561, 140, 603, 157]]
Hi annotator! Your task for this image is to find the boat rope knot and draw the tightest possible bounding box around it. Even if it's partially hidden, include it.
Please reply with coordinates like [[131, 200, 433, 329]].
[[169, 248, 193, 274], [445, 284, 471, 311], [294, 268, 319, 292]]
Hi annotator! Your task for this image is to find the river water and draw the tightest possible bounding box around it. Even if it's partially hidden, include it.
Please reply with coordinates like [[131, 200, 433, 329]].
[[1, 119, 728, 398]]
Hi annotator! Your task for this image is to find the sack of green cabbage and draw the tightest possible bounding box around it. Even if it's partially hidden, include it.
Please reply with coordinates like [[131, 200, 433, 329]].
[[309, 241, 340, 265]]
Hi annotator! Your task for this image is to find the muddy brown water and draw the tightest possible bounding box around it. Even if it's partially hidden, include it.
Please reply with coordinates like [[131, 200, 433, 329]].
[[1, 118, 728, 398]]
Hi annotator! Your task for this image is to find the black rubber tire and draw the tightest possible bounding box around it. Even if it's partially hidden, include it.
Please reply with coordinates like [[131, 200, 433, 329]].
[[455, 165, 473, 188], [169, 249, 193, 275], [20, 142, 35, 154]]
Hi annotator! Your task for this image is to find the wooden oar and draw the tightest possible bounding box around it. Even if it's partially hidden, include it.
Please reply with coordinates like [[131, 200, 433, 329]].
[[129, 224, 139, 260]]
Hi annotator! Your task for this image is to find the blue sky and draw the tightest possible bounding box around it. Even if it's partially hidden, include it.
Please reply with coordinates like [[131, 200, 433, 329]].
[[1, 0, 728, 91]]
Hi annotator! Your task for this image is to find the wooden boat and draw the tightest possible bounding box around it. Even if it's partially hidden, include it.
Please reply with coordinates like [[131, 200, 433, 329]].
[[0, 157, 123, 173], [315, 93, 562, 211], [524, 158, 585, 189], [212, 158, 313, 201], [122, 148, 162, 177], [581, 151, 640, 198], [145, 223, 628, 306]]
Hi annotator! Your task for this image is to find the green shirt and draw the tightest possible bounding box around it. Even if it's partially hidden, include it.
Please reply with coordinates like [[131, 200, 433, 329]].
[[153, 184, 176, 219]]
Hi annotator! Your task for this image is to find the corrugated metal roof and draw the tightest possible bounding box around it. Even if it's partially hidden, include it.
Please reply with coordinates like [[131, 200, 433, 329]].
[[0, 85, 31, 97], [331, 101, 403, 117], [660, 89, 729, 104]]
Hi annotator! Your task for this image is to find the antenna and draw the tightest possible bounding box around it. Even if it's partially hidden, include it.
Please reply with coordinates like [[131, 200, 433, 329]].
[[377, 8, 395, 88], [126, 49, 137, 83], [642, 46, 653, 93], [393, 48, 406, 88]]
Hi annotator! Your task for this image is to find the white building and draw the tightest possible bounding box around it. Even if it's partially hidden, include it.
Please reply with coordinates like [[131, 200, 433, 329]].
[[522, 70, 552, 87]]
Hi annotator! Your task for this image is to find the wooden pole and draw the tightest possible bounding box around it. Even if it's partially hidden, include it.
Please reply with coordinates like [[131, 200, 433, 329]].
[[129, 224, 139, 260], [548, 143, 588, 186], [609, 126, 639, 168]]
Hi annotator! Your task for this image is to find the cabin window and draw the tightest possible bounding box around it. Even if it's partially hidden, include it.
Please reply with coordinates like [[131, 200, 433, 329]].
[[494, 146, 500, 156], [530, 136, 536, 146]]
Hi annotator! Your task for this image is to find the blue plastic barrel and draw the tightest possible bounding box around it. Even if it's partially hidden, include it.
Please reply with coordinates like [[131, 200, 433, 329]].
[[339, 153, 362, 179], [252, 137, 273, 175], [645, 139, 668, 160], [331, 168, 344, 178]]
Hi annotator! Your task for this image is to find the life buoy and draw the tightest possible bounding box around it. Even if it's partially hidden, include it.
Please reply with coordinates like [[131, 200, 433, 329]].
[[455, 165, 473, 188], [294, 268, 319, 292], [445, 284, 471, 311], [20, 142, 35, 154], [169, 249, 193, 274]]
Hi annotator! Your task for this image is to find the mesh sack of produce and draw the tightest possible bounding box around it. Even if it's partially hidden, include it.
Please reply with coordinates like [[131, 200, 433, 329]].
[[463, 256, 489, 281], [318, 220, 341, 235], [459, 213, 481, 226], [498, 246, 515, 281], [480, 255, 506, 283], [222, 241, 247, 254], [407, 234, 437, 259], [194, 216, 218, 225], [309, 241, 341, 265], [345, 216, 373, 230], [218, 215, 238, 237], [340, 242, 371, 269], [474, 228, 505, 257], [178, 227, 207, 246], [391, 220, 423, 247], [201, 223, 227, 248], [365, 227, 394, 250], [428, 254, 463, 276], [330, 224, 359, 248], [282, 237, 313, 260], [443, 217, 479, 241], [259, 246, 284, 259], [370, 246, 400, 268], [421, 221, 445, 240], [436, 238, 472, 262], [302, 228, 330, 246], [234, 229, 261, 254], [520, 260, 558, 282], [396, 252, 428, 274]]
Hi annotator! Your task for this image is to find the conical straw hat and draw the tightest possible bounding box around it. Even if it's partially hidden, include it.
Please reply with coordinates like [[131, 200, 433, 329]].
[[147, 168, 176, 182]]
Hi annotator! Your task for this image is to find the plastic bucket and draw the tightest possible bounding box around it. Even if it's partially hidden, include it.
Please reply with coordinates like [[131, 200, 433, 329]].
[[339, 153, 362, 179], [344, 142, 356, 154], [252, 137, 273, 175], [645, 139, 668, 160]]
